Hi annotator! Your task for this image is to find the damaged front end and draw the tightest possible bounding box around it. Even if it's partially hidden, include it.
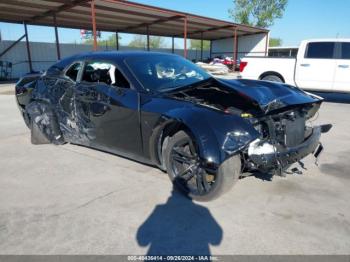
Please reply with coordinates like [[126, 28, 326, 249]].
[[167, 79, 332, 176], [242, 103, 332, 175]]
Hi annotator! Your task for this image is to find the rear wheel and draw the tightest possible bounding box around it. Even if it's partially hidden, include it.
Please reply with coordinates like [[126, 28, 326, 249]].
[[164, 131, 241, 201], [261, 74, 283, 83]]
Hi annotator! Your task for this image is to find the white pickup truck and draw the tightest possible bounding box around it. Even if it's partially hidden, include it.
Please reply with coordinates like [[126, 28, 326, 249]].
[[239, 39, 350, 92]]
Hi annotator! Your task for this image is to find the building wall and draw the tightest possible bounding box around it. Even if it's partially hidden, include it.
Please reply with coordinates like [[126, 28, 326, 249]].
[[211, 33, 268, 60], [0, 40, 210, 79]]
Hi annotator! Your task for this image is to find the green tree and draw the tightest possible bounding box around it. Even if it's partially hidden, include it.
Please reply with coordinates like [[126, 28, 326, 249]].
[[128, 35, 146, 48], [149, 36, 166, 49], [190, 39, 210, 50], [83, 33, 121, 47], [229, 0, 288, 28], [269, 37, 282, 47], [128, 35, 166, 49]]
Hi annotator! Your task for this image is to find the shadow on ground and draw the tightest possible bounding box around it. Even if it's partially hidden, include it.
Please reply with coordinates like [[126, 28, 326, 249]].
[[320, 151, 350, 180], [136, 188, 222, 255]]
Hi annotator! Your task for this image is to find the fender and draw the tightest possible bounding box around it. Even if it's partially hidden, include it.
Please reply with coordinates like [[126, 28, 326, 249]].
[[145, 97, 260, 169], [15, 74, 41, 109]]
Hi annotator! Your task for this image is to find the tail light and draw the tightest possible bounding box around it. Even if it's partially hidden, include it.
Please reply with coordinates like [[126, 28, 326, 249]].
[[239, 61, 248, 72]]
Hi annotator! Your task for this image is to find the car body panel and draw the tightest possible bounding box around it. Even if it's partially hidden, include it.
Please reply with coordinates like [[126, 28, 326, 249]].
[[139, 94, 260, 167], [218, 79, 321, 113]]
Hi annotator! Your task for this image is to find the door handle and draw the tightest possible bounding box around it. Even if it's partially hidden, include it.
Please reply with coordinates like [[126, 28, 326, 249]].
[[300, 63, 310, 67], [338, 64, 349, 68]]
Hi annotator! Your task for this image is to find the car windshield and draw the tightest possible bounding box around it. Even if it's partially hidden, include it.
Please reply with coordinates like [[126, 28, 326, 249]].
[[125, 55, 211, 92]]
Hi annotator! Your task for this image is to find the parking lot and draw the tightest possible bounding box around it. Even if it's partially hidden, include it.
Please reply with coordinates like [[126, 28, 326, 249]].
[[0, 83, 350, 255]]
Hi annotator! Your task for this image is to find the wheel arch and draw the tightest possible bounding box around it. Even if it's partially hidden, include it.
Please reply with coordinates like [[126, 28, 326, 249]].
[[259, 71, 285, 83], [149, 118, 203, 170], [148, 107, 259, 171]]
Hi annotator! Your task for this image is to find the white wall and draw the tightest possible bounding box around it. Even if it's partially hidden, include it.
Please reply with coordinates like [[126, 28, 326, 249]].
[[211, 33, 268, 60], [0, 40, 210, 79]]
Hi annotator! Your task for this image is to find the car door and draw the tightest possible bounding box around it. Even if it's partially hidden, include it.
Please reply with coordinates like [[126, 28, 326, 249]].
[[295, 41, 336, 91], [74, 60, 142, 157], [54, 61, 86, 142], [333, 42, 350, 92]]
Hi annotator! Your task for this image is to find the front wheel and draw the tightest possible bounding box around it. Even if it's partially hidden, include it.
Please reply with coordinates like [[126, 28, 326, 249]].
[[164, 131, 241, 201]]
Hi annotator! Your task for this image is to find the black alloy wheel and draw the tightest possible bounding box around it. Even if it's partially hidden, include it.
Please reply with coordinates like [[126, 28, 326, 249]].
[[165, 131, 241, 201]]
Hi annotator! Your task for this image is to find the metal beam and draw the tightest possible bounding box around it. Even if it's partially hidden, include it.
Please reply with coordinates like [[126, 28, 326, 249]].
[[88, 1, 173, 20], [233, 28, 237, 67], [121, 15, 183, 32], [172, 37, 175, 54], [84, 0, 221, 30], [174, 24, 234, 38], [0, 34, 25, 58], [200, 32, 203, 61], [23, 23, 33, 72], [0, 2, 212, 32], [265, 32, 269, 56], [0, 0, 47, 8], [116, 32, 119, 50], [209, 40, 212, 59], [101, 0, 182, 17], [183, 16, 187, 58], [91, 0, 97, 51], [29, 0, 90, 22], [146, 26, 150, 51], [213, 31, 264, 41], [100, 0, 253, 29], [53, 14, 61, 60]]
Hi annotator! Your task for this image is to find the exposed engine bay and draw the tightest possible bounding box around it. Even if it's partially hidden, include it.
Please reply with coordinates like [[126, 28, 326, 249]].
[[169, 83, 331, 175]]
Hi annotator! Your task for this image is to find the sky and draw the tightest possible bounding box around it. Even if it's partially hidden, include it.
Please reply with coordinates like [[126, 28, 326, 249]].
[[0, 0, 350, 47]]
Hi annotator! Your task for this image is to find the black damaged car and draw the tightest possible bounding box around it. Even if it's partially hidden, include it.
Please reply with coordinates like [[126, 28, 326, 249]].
[[15, 52, 331, 201]]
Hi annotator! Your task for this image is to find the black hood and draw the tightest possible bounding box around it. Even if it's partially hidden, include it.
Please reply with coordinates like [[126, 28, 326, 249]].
[[218, 78, 322, 113]]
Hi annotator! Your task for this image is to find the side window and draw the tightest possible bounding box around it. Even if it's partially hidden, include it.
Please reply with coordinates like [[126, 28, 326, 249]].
[[305, 42, 335, 59], [82, 61, 130, 88], [65, 62, 81, 82], [341, 43, 350, 59]]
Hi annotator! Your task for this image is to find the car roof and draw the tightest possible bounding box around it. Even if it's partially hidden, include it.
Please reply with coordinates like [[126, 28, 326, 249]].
[[50, 51, 180, 72], [73, 51, 179, 61]]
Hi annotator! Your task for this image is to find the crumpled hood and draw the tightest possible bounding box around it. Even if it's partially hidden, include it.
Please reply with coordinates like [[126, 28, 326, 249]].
[[218, 78, 322, 113]]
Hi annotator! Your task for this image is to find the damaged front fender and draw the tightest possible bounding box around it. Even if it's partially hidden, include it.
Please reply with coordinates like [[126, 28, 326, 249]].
[[146, 100, 260, 168]]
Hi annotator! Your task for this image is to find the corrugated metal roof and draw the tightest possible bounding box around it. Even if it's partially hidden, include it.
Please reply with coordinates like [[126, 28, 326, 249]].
[[0, 0, 268, 40]]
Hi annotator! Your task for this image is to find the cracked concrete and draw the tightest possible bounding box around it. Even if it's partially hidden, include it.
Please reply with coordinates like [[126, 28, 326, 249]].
[[48, 189, 125, 219], [0, 88, 350, 255]]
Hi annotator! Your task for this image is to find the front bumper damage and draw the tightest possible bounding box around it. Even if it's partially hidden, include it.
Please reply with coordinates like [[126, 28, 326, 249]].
[[247, 124, 332, 172]]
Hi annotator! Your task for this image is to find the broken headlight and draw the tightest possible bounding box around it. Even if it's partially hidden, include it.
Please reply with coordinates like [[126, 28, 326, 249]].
[[222, 130, 254, 154]]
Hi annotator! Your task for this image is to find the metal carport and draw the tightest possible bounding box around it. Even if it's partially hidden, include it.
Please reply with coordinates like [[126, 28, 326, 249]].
[[0, 0, 268, 72]]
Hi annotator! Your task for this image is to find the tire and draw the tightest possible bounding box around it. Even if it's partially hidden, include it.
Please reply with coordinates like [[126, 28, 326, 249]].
[[164, 130, 241, 201], [261, 74, 283, 83]]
